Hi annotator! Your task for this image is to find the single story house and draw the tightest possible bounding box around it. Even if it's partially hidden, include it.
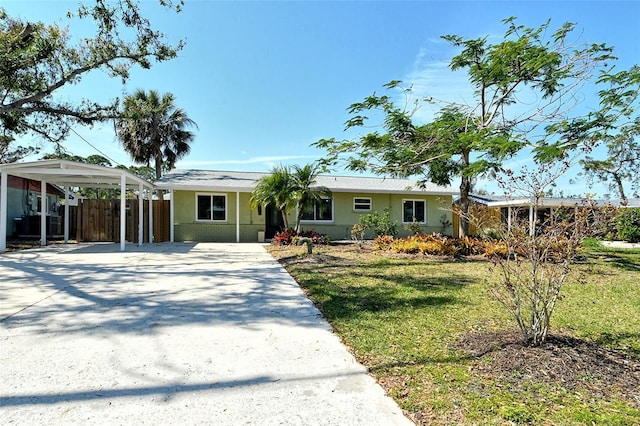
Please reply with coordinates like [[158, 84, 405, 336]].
[[155, 170, 458, 243]]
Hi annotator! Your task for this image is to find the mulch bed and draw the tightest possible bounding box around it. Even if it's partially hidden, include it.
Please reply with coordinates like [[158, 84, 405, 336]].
[[453, 330, 640, 407]]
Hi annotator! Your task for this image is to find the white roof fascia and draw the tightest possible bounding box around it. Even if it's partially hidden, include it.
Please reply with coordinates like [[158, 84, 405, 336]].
[[0, 159, 153, 190]]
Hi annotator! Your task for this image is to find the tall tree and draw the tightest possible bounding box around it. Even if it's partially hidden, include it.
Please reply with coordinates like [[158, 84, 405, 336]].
[[114, 89, 197, 179], [0, 1, 184, 158], [578, 66, 640, 203], [314, 18, 615, 236], [580, 120, 640, 203]]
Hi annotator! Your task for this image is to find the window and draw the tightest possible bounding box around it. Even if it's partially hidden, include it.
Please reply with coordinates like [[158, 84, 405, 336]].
[[197, 194, 227, 221], [353, 197, 372, 211], [403, 199, 426, 223], [301, 198, 333, 221]]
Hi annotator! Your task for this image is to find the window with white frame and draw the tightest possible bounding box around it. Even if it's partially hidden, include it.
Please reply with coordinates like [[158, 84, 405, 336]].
[[301, 197, 333, 221], [403, 199, 426, 223], [353, 197, 372, 211], [197, 194, 227, 221]]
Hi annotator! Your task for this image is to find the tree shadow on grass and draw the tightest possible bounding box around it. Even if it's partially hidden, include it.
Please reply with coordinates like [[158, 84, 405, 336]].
[[296, 270, 473, 322], [593, 331, 640, 359], [598, 253, 640, 272]]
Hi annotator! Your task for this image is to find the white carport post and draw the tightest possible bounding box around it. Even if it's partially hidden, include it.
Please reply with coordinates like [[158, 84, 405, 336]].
[[64, 187, 70, 244], [169, 189, 174, 243], [529, 205, 535, 236], [236, 191, 240, 243], [40, 180, 47, 246], [120, 174, 126, 252], [0, 170, 7, 252], [148, 189, 153, 244], [138, 183, 143, 246]]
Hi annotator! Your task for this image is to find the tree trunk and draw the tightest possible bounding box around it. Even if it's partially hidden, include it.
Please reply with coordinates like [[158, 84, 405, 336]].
[[458, 150, 472, 237], [280, 208, 289, 230], [154, 152, 163, 180], [613, 173, 628, 205], [459, 176, 471, 237]]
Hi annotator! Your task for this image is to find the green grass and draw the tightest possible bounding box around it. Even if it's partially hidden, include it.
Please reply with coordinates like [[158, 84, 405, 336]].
[[269, 244, 640, 424]]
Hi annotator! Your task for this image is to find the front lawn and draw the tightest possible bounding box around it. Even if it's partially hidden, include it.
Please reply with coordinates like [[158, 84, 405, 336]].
[[268, 243, 640, 425]]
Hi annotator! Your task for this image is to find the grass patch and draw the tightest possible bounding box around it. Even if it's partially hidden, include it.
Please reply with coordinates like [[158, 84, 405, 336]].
[[269, 243, 640, 424]]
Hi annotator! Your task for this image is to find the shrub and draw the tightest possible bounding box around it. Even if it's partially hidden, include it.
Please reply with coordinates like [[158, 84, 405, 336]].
[[616, 208, 640, 243], [482, 239, 509, 258], [272, 229, 329, 245], [298, 230, 330, 245], [404, 220, 423, 235], [351, 223, 367, 247], [359, 208, 398, 237], [272, 228, 297, 245], [388, 234, 461, 256], [373, 235, 394, 250]]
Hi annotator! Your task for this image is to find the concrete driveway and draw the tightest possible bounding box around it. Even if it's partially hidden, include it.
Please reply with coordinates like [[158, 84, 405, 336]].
[[0, 243, 412, 425]]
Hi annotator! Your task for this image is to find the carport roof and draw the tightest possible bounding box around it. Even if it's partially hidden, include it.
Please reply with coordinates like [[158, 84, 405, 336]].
[[0, 159, 153, 190]]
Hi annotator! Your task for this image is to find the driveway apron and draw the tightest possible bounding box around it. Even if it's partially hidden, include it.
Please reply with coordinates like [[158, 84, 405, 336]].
[[0, 243, 412, 425]]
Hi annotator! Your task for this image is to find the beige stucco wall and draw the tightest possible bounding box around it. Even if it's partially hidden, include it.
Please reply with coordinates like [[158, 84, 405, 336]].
[[172, 189, 453, 242]]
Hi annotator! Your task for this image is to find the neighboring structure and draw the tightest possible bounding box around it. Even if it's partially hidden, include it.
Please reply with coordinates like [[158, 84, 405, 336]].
[[0, 174, 66, 238], [155, 170, 458, 243], [457, 194, 617, 237]]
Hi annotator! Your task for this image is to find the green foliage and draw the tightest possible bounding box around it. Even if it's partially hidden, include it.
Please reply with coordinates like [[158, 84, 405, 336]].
[[359, 208, 398, 237], [290, 163, 332, 233], [580, 115, 640, 201], [251, 165, 296, 230], [404, 220, 424, 235], [350, 223, 367, 247], [0, 1, 185, 154], [314, 18, 615, 237], [115, 89, 197, 179], [250, 163, 332, 233], [617, 208, 640, 243], [582, 237, 603, 250]]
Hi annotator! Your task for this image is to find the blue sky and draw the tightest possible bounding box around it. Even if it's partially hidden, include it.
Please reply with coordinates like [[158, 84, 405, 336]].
[[5, 0, 640, 197]]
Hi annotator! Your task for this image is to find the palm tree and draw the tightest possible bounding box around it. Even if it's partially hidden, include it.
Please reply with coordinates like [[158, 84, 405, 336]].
[[250, 163, 333, 233], [250, 165, 295, 230], [291, 164, 332, 233], [115, 89, 197, 180]]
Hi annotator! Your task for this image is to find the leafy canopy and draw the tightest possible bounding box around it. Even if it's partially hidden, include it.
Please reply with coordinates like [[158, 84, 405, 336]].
[[314, 17, 618, 236], [0, 0, 185, 161], [114, 89, 197, 179]]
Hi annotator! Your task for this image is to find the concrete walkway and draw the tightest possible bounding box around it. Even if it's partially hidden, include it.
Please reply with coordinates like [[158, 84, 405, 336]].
[[0, 243, 412, 425]]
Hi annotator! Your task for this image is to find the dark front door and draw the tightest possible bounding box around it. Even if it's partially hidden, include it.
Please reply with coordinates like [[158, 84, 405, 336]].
[[265, 203, 285, 239]]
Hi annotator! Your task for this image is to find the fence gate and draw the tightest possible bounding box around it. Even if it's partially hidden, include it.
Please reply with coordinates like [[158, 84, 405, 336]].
[[75, 199, 170, 243]]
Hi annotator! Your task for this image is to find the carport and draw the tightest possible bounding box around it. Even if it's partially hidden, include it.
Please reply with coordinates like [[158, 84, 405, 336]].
[[0, 159, 155, 252]]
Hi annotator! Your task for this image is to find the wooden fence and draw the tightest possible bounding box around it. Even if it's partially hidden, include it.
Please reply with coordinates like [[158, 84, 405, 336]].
[[73, 199, 170, 243]]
